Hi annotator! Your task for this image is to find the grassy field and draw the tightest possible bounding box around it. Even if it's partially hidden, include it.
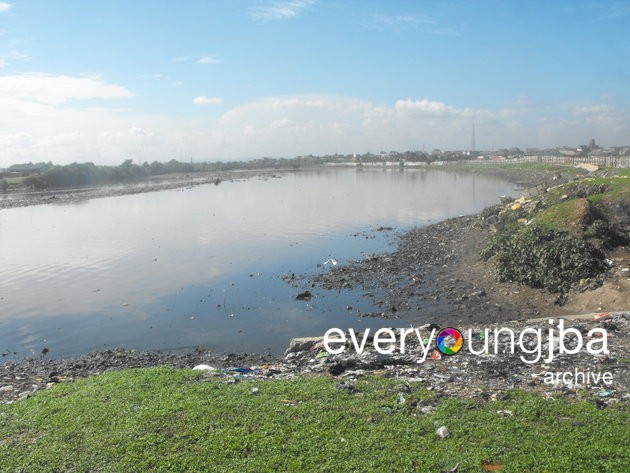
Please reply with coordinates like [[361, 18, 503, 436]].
[[0, 368, 626, 472]]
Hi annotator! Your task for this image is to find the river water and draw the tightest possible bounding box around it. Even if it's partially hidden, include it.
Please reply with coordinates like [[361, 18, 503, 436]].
[[0, 168, 517, 358]]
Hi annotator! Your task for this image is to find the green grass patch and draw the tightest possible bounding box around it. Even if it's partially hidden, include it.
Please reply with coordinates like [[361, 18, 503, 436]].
[[536, 199, 591, 233], [0, 368, 627, 472], [454, 162, 580, 172]]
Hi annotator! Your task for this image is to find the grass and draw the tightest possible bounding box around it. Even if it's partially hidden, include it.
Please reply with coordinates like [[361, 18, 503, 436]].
[[450, 162, 587, 175], [481, 167, 629, 291], [0, 368, 627, 472], [536, 198, 592, 233]]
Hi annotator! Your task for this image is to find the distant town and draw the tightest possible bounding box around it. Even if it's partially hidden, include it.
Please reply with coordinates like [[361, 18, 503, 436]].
[[304, 138, 630, 165], [2, 139, 630, 191]]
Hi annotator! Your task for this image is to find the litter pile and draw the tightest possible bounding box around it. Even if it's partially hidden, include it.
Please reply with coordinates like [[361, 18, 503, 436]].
[[282, 312, 629, 402], [2, 313, 627, 405]]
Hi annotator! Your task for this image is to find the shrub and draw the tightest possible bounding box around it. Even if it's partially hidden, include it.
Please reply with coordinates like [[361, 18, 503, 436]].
[[481, 224, 604, 292]]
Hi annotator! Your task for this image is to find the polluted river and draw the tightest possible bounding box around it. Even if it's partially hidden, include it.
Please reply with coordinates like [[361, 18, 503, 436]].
[[0, 168, 517, 359]]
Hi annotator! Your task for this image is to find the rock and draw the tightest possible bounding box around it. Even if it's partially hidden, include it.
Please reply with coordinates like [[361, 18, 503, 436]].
[[295, 290, 312, 301], [284, 337, 324, 354], [335, 381, 356, 393], [329, 363, 344, 376], [436, 426, 449, 438], [0, 385, 14, 392], [484, 215, 499, 225]]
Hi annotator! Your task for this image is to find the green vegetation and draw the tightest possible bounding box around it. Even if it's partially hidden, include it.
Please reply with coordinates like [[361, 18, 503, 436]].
[[481, 223, 604, 292], [449, 162, 588, 183], [12, 156, 329, 190], [0, 368, 626, 472], [481, 168, 629, 292]]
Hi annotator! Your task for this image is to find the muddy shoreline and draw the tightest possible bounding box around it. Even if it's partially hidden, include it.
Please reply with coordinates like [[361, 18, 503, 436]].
[[2, 312, 627, 404], [2, 211, 628, 403], [0, 163, 577, 211], [2, 164, 627, 403], [0, 169, 286, 210]]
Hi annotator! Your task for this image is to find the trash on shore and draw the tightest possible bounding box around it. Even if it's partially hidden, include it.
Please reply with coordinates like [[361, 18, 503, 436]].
[[295, 290, 312, 301]]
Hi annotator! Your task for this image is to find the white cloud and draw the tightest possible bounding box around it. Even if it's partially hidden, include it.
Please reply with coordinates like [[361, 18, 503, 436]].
[[129, 126, 153, 137], [0, 51, 29, 69], [396, 98, 451, 114], [173, 55, 220, 64], [0, 73, 134, 105], [572, 104, 613, 115], [370, 13, 435, 28], [0, 2, 11, 13], [364, 12, 461, 35], [193, 96, 222, 106], [249, 0, 315, 21], [1, 81, 629, 168], [197, 55, 219, 64]]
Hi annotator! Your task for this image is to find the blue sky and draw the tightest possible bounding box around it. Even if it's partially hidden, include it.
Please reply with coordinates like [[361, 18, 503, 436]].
[[0, 0, 629, 165]]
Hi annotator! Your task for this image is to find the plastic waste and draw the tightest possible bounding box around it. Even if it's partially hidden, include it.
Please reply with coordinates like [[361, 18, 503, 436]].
[[192, 364, 216, 371], [229, 367, 253, 374], [436, 426, 449, 438], [323, 258, 338, 266]]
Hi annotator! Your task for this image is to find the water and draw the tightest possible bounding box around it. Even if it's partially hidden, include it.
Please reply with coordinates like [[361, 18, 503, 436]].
[[0, 168, 517, 359]]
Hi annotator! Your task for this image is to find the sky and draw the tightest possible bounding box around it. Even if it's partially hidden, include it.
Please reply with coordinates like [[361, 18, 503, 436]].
[[0, 0, 629, 166]]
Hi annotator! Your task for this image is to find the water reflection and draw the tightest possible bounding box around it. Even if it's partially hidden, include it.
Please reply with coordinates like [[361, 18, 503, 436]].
[[0, 168, 517, 358]]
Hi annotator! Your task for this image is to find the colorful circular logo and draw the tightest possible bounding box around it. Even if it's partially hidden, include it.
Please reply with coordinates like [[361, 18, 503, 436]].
[[436, 327, 464, 355]]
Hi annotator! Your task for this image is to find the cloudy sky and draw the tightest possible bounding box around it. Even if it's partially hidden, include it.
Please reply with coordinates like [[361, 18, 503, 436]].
[[0, 0, 629, 166]]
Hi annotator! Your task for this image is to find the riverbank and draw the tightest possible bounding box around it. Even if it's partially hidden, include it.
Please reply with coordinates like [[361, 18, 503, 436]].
[[0, 169, 285, 210], [0, 161, 586, 211], [313, 167, 629, 324], [2, 310, 627, 404], [2, 164, 628, 402]]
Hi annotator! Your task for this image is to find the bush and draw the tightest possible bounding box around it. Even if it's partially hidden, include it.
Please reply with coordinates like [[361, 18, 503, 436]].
[[584, 219, 628, 248], [481, 224, 604, 292], [479, 204, 502, 220]]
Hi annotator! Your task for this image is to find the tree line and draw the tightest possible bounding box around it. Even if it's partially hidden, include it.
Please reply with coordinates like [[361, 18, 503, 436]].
[[13, 156, 327, 190]]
